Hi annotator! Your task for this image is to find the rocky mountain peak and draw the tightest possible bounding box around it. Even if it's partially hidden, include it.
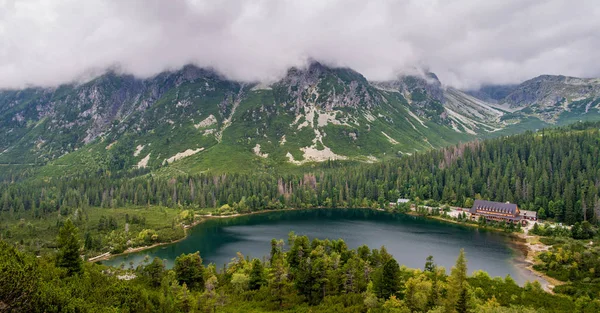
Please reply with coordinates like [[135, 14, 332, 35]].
[[1, 63, 599, 173], [503, 74, 600, 109], [370, 71, 446, 123], [372, 71, 443, 102], [274, 61, 376, 111]]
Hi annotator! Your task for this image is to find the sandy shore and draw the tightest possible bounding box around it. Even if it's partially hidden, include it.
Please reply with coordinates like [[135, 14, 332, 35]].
[[511, 232, 563, 292]]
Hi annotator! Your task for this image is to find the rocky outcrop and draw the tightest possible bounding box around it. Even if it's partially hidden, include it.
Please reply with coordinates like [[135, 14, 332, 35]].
[[273, 62, 379, 112], [372, 72, 446, 123], [503, 75, 600, 108], [1, 63, 599, 168]]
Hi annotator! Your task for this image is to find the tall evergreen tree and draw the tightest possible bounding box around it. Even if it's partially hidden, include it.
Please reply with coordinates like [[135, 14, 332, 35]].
[[446, 249, 468, 312], [56, 219, 83, 276], [377, 258, 400, 299], [424, 255, 436, 273], [143, 257, 165, 288], [455, 287, 468, 313], [249, 258, 266, 291], [174, 252, 205, 291]]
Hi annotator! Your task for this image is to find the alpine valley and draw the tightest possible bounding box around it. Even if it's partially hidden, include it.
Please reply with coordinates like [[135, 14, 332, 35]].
[[1, 61, 600, 178]]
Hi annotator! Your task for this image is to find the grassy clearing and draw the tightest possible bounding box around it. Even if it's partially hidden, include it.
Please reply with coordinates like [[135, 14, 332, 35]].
[[0, 205, 207, 257]]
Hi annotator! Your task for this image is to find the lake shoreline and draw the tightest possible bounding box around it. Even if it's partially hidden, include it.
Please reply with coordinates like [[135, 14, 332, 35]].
[[510, 232, 562, 292], [426, 214, 556, 291], [92, 207, 558, 291], [89, 207, 307, 263]]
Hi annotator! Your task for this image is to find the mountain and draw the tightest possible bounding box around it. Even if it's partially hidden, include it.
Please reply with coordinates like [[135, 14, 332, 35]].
[[467, 75, 600, 124], [1, 63, 599, 177], [501, 75, 600, 123], [466, 84, 518, 102]]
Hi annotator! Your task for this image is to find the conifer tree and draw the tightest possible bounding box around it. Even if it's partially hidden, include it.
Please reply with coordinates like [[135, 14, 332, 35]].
[[249, 258, 266, 290], [174, 252, 205, 291], [455, 287, 468, 313], [377, 258, 400, 299], [425, 255, 436, 272], [143, 257, 165, 288], [445, 249, 468, 312], [56, 218, 83, 276]]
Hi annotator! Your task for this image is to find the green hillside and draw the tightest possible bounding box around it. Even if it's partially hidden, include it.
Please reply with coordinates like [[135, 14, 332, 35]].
[[1, 64, 600, 180]]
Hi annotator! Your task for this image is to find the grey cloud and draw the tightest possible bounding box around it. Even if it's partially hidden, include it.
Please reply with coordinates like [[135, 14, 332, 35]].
[[0, 0, 598, 89]]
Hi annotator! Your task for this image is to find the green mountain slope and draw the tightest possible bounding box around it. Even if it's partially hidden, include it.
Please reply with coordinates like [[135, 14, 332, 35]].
[[1, 63, 600, 178]]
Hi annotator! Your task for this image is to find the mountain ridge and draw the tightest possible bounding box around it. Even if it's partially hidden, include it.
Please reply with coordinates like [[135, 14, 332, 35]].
[[1, 62, 599, 178]]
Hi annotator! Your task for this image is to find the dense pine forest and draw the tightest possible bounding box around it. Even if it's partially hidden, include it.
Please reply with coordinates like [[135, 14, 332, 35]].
[[4, 1, 600, 312], [2, 122, 600, 312], [3, 220, 599, 313], [2, 122, 599, 226]]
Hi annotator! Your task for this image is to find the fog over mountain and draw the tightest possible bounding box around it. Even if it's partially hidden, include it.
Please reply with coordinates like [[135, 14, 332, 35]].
[[1, 0, 599, 89]]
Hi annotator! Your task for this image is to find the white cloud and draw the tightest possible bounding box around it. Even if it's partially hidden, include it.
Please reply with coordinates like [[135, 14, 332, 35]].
[[0, 0, 598, 89]]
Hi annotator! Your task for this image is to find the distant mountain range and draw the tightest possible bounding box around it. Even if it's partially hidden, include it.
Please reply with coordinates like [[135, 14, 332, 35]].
[[1, 62, 599, 176]]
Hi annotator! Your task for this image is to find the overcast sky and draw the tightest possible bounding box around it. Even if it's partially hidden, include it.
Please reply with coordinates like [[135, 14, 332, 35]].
[[1, 0, 599, 89]]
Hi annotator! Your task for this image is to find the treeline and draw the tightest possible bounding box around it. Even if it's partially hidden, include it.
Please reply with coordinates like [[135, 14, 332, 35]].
[[534, 237, 600, 300], [2, 221, 594, 312], [2, 122, 600, 225]]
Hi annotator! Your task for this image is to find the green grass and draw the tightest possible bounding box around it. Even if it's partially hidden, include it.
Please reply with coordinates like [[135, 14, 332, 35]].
[[482, 116, 549, 138], [557, 106, 600, 126], [0, 206, 189, 256], [4, 66, 599, 182]]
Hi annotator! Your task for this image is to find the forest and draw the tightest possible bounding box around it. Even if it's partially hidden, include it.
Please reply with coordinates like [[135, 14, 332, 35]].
[[2, 122, 599, 227], [2, 122, 600, 312], [3, 219, 599, 313]]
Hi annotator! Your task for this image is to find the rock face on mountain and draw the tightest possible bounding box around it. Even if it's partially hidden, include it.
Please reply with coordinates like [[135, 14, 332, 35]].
[[442, 88, 506, 135], [499, 75, 600, 122], [504, 75, 600, 108], [464, 75, 600, 123], [0, 62, 599, 175], [0, 66, 241, 163], [372, 73, 446, 124], [275, 62, 379, 111]]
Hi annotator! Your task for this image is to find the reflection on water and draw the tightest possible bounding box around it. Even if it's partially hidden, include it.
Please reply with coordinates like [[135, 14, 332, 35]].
[[102, 208, 545, 285]]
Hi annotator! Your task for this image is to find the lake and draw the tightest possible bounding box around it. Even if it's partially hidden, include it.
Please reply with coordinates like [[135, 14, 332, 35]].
[[102, 208, 542, 285]]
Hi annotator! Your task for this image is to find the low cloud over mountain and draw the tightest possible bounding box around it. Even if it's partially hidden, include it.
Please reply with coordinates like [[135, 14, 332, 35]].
[[1, 0, 599, 89]]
